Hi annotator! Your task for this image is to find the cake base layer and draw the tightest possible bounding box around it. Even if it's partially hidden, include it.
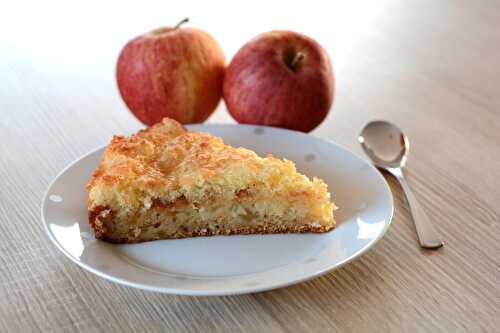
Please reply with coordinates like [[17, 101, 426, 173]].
[[90, 206, 334, 244]]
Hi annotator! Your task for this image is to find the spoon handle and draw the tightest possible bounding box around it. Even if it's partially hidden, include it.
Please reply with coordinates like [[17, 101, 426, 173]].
[[389, 168, 443, 249]]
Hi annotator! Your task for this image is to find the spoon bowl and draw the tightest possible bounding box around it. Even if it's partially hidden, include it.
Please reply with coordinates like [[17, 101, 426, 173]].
[[359, 120, 409, 169]]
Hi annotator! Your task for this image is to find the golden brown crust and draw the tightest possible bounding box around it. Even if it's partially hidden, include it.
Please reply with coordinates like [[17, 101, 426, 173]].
[[86, 118, 334, 205], [86, 118, 187, 192]]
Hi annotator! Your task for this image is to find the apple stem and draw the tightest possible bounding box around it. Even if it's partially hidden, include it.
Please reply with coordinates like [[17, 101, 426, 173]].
[[290, 52, 305, 70], [173, 18, 189, 30]]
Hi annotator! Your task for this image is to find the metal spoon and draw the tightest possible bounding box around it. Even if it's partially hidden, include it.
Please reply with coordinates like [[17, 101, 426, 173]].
[[359, 121, 443, 249]]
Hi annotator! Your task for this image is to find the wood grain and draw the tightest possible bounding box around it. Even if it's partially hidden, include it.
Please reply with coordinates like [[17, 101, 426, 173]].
[[1, 0, 499, 331]]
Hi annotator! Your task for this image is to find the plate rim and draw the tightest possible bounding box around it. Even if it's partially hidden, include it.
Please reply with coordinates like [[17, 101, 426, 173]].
[[41, 123, 394, 296]]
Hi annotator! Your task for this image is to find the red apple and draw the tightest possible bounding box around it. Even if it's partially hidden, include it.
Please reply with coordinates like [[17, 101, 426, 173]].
[[223, 30, 334, 132], [117, 18, 225, 126]]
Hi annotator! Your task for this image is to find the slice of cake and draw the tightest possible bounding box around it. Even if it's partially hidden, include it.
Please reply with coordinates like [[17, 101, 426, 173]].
[[86, 118, 336, 243]]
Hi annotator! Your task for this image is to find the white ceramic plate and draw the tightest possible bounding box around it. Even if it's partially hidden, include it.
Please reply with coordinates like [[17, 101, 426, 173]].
[[42, 124, 393, 296]]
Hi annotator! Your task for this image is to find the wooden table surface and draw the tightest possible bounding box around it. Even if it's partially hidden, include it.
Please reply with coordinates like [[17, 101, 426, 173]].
[[1, 0, 499, 331]]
